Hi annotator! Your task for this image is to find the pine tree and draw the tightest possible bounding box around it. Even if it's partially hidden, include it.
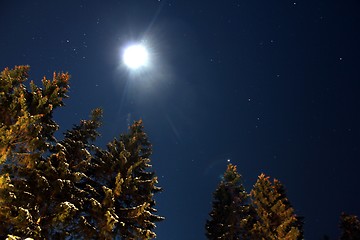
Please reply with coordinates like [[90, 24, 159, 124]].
[[0, 65, 70, 238], [206, 164, 254, 240], [339, 213, 360, 240], [0, 66, 163, 239], [73, 119, 163, 239], [250, 173, 303, 240]]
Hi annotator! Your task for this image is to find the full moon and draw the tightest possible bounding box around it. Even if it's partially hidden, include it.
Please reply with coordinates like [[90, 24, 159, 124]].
[[123, 44, 149, 69]]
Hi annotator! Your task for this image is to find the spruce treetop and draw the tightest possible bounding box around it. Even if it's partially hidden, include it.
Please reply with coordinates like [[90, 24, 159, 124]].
[[206, 163, 254, 240], [250, 173, 302, 240]]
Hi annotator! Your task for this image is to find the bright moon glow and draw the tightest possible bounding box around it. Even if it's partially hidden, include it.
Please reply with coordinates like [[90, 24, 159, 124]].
[[123, 44, 149, 69]]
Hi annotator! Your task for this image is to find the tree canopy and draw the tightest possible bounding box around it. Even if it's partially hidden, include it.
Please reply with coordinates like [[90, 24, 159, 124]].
[[0, 66, 163, 239], [339, 213, 360, 240], [206, 165, 303, 240]]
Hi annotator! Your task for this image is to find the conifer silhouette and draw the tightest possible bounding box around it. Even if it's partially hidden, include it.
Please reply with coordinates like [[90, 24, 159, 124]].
[[206, 164, 254, 239]]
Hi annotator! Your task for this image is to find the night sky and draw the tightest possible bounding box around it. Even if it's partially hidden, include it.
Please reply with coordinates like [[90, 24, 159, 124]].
[[1, 1, 360, 239]]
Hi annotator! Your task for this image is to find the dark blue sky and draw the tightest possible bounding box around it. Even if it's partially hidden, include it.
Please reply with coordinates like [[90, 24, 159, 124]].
[[1, 1, 360, 239]]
